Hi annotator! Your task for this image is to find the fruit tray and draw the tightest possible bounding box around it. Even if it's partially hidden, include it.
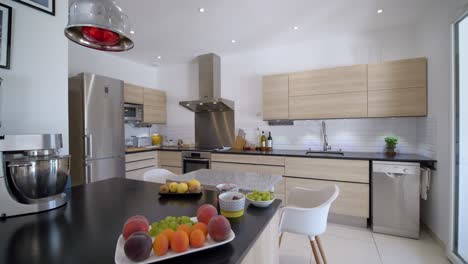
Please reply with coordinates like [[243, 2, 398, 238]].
[[114, 217, 235, 264]]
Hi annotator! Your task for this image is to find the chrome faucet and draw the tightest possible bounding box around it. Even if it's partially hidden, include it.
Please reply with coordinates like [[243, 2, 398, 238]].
[[322, 121, 331, 152]]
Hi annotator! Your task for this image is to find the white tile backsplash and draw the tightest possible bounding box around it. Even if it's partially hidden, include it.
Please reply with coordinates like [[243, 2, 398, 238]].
[[161, 117, 426, 154]]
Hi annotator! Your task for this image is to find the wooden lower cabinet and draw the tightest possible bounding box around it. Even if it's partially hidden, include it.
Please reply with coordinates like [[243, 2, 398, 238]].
[[212, 154, 285, 166], [285, 177, 369, 218], [211, 162, 284, 175], [285, 158, 369, 183], [161, 166, 182, 175], [125, 151, 157, 163], [159, 151, 182, 167]]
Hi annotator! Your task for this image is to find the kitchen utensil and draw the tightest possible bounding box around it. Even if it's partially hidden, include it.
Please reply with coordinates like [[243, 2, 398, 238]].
[[232, 136, 246, 150]]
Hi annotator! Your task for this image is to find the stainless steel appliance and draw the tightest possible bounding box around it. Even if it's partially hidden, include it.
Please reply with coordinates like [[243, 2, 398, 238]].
[[372, 161, 421, 239], [124, 103, 143, 123], [0, 134, 70, 218], [65, 0, 134, 52], [69, 73, 125, 186], [179, 54, 235, 149], [182, 151, 211, 173]]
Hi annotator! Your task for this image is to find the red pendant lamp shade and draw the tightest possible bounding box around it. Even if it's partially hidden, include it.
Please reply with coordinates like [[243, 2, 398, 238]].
[[82, 26, 120, 47], [65, 0, 134, 52]]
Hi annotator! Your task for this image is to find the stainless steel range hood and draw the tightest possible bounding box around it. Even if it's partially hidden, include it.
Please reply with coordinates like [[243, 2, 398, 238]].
[[179, 54, 234, 112]]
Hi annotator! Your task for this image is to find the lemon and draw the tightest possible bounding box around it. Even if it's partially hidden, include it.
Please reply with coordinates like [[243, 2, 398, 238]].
[[169, 182, 178, 193], [188, 179, 201, 189], [177, 183, 189, 193]]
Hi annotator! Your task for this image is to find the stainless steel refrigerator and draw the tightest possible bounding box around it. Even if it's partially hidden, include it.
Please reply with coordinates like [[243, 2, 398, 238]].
[[68, 73, 125, 186]]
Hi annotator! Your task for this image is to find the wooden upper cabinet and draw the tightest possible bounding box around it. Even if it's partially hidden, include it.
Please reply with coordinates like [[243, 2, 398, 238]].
[[368, 58, 427, 117], [289, 91, 367, 119], [124, 83, 144, 104], [143, 88, 167, 124], [368, 58, 427, 91], [289, 65, 367, 96], [263, 74, 289, 120]]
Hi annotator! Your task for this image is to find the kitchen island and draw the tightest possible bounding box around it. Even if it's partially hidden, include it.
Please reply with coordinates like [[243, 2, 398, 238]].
[[0, 178, 281, 264]]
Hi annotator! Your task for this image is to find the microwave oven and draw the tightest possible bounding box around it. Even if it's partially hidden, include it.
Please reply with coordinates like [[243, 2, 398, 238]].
[[124, 103, 143, 122]]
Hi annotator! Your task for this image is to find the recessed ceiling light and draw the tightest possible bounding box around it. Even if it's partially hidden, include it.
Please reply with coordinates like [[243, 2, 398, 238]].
[[377, 9, 384, 14], [231, 39, 237, 44], [157, 56, 162, 59], [293, 26, 299, 30], [130, 30, 135, 34], [199, 8, 205, 13]]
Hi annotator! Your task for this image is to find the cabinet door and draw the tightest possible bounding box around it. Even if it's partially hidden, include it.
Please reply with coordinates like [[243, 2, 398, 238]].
[[289, 91, 367, 119], [368, 87, 427, 117], [143, 88, 167, 124], [285, 177, 369, 218], [159, 151, 182, 167], [143, 105, 166, 124], [285, 158, 369, 183], [289, 65, 367, 96], [124, 83, 144, 104], [211, 162, 284, 175], [125, 167, 155, 181], [368, 58, 427, 91], [263, 74, 289, 120], [212, 154, 285, 166]]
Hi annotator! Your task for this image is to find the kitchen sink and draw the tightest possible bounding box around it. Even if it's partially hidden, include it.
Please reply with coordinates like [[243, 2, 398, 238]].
[[305, 151, 344, 156]]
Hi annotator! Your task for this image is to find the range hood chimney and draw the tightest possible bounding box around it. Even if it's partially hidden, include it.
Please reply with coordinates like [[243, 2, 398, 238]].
[[179, 54, 234, 112]]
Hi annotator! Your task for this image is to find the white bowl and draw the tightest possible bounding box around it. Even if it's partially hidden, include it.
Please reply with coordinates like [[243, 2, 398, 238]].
[[246, 194, 275, 208], [218, 192, 245, 218]]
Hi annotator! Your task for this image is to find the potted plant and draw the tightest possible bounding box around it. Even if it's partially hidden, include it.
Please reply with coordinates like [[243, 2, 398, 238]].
[[384, 136, 399, 157]]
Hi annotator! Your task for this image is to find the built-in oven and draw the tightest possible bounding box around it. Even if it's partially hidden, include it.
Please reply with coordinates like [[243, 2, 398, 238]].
[[182, 151, 211, 173], [124, 103, 143, 122]]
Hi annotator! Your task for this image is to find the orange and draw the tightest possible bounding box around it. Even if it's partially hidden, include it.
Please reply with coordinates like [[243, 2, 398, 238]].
[[161, 229, 175, 243], [190, 229, 206, 248], [171, 231, 189, 253], [153, 234, 169, 256], [193, 222, 208, 237], [177, 224, 193, 237]]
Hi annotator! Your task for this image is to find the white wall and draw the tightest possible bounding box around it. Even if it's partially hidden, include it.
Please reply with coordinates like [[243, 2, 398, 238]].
[[69, 42, 162, 139], [0, 0, 69, 153], [156, 23, 424, 152], [416, 0, 468, 246]]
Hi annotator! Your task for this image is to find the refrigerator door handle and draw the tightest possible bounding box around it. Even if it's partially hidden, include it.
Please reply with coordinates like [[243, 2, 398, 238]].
[[85, 162, 92, 184], [84, 134, 93, 159]]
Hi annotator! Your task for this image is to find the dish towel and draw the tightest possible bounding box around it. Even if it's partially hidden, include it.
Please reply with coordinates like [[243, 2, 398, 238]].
[[420, 168, 432, 200]]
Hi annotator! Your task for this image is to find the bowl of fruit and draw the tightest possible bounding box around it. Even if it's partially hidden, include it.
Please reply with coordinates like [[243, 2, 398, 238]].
[[159, 179, 202, 197], [246, 190, 275, 208], [218, 192, 245, 218]]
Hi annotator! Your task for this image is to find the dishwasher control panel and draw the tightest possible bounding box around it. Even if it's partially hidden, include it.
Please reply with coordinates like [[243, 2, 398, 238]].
[[373, 161, 420, 175]]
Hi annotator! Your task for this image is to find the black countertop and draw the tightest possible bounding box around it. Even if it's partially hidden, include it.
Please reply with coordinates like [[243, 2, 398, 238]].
[[0, 178, 281, 264], [126, 147, 436, 163]]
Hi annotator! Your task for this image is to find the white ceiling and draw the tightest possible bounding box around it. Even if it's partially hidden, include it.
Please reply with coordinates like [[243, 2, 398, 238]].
[[115, 0, 433, 66]]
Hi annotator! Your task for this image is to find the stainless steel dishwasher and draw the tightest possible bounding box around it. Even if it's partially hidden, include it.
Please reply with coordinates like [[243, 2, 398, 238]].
[[372, 161, 420, 239]]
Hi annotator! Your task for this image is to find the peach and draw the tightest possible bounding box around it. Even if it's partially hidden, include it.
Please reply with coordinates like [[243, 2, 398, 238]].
[[197, 204, 218, 224], [122, 215, 149, 240], [208, 215, 231, 242]]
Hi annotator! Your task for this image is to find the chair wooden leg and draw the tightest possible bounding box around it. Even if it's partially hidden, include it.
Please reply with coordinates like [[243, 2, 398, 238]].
[[316, 236, 327, 264], [279, 233, 283, 247], [309, 239, 322, 264]]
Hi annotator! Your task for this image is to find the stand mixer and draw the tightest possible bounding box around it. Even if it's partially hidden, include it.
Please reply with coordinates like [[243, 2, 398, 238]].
[[0, 134, 70, 218]]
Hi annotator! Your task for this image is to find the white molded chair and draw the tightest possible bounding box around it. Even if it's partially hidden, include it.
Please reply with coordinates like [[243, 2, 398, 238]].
[[143, 169, 177, 184], [279, 185, 339, 264]]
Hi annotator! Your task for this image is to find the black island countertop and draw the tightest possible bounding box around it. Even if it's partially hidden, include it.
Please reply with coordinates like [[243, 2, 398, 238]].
[[0, 178, 281, 264], [126, 146, 436, 163]]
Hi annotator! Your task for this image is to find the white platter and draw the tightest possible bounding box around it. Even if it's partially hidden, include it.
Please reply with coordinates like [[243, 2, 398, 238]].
[[115, 217, 235, 264]]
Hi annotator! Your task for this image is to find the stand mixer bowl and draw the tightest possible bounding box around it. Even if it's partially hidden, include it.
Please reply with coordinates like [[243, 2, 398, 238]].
[[7, 155, 70, 201]]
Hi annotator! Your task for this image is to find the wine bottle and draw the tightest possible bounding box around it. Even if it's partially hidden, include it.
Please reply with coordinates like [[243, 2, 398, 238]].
[[267, 131, 273, 150], [260, 131, 267, 149]]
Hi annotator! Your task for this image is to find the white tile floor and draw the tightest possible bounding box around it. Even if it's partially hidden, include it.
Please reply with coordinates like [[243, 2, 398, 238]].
[[279, 224, 451, 264]]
